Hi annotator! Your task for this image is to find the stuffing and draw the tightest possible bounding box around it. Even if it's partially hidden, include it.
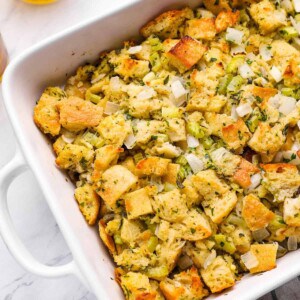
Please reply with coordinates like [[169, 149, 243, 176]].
[[120, 219, 143, 246], [74, 184, 100, 225], [135, 120, 167, 145], [215, 10, 240, 33], [136, 156, 170, 176], [140, 7, 194, 39], [261, 163, 300, 202], [283, 197, 300, 227], [167, 36, 207, 73], [99, 220, 116, 255], [124, 187, 155, 220], [184, 18, 217, 40], [181, 178, 203, 208], [97, 165, 138, 210], [249, 0, 286, 35], [202, 0, 231, 15], [204, 112, 233, 136], [162, 163, 180, 185], [247, 243, 278, 274], [242, 194, 275, 231], [232, 158, 259, 188], [166, 118, 186, 142], [200, 256, 236, 293], [160, 267, 209, 300], [115, 58, 150, 80], [187, 93, 227, 113]]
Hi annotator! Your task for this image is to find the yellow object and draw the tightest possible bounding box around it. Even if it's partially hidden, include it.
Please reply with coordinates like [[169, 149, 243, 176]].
[[22, 0, 58, 4]]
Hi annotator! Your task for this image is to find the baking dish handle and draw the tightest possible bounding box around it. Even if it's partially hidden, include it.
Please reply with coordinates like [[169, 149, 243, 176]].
[[0, 148, 87, 284]]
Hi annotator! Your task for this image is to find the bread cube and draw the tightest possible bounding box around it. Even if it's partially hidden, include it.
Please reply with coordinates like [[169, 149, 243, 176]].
[[120, 272, 157, 300], [162, 163, 180, 185], [249, 0, 286, 34], [185, 18, 216, 40], [242, 194, 275, 231], [53, 136, 67, 155], [187, 93, 227, 113], [163, 38, 180, 52], [204, 112, 233, 136], [120, 218, 142, 246], [167, 118, 186, 142], [203, 0, 231, 15], [140, 7, 193, 39], [181, 177, 203, 208], [99, 220, 116, 255], [115, 248, 150, 271], [200, 256, 236, 293], [248, 243, 278, 274], [55, 144, 94, 173], [34, 93, 61, 136], [58, 96, 103, 132], [115, 58, 150, 79], [160, 267, 208, 300], [284, 197, 300, 227], [97, 165, 138, 209], [136, 156, 170, 176], [167, 36, 207, 73], [124, 187, 155, 220], [74, 184, 100, 225], [243, 85, 277, 107], [233, 158, 259, 188], [153, 189, 188, 222], [215, 10, 240, 33], [135, 120, 167, 145]]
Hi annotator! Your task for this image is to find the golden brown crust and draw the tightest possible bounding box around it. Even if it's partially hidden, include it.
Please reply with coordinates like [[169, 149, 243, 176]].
[[203, 0, 231, 15], [215, 10, 240, 33], [136, 156, 170, 176], [233, 159, 259, 188], [99, 219, 116, 255], [185, 18, 217, 40]]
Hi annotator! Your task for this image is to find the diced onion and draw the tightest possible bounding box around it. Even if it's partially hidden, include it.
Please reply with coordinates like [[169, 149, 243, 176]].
[[185, 153, 204, 173], [187, 135, 200, 148], [269, 94, 281, 108], [61, 135, 75, 143], [246, 52, 256, 61], [110, 76, 121, 91], [91, 73, 106, 84], [171, 80, 187, 99], [282, 150, 300, 165], [137, 86, 156, 100], [231, 105, 238, 121], [287, 236, 298, 251], [236, 103, 253, 117], [274, 10, 286, 23], [128, 45, 142, 54], [259, 44, 273, 61], [248, 173, 262, 190], [230, 45, 246, 55], [270, 66, 282, 82], [226, 28, 244, 44], [292, 0, 300, 12], [274, 151, 283, 162], [297, 120, 300, 130], [281, 0, 294, 12], [124, 133, 136, 149], [177, 255, 193, 270], [104, 101, 120, 115], [278, 96, 296, 115], [203, 250, 216, 269], [290, 17, 300, 34], [277, 245, 288, 258], [291, 142, 300, 151], [143, 72, 155, 83], [239, 63, 254, 78], [252, 228, 270, 242], [241, 251, 259, 269]]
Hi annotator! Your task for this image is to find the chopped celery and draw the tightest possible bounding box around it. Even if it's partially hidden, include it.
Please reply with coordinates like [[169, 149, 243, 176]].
[[145, 265, 169, 280], [187, 122, 206, 139], [162, 107, 182, 118], [88, 93, 101, 104], [281, 87, 296, 97], [176, 155, 188, 166], [148, 36, 163, 51], [227, 75, 244, 93], [226, 56, 244, 74], [114, 234, 123, 245], [239, 9, 250, 23], [82, 131, 105, 148], [217, 74, 233, 95], [147, 236, 158, 252], [279, 26, 298, 40], [178, 166, 187, 179], [164, 182, 177, 192], [134, 152, 144, 164], [214, 234, 236, 254], [246, 108, 262, 133], [202, 136, 214, 150], [150, 52, 162, 72], [268, 214, 287, 231]]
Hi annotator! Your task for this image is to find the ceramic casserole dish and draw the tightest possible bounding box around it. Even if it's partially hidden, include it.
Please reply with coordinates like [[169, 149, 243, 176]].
[[1, 0, 300, 299]]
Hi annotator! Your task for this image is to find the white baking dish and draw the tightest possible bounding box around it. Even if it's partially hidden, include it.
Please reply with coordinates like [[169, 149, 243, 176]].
[[1, 0, 299, 299]]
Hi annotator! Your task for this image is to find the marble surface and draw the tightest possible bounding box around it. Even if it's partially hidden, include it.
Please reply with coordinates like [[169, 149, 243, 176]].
[[0, 1, 298, 299]]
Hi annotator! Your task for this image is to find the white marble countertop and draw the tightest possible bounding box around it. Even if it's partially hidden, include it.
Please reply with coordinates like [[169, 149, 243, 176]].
[[0, 1, 298, 299]]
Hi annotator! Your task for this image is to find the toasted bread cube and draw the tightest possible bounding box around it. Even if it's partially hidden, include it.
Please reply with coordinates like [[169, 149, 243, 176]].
[[222, 119, 251, 151], [97, 114, 130, 147], [115, 58, 149, 79], [200, 256, 236, 293], [185, 18, 216, 40], [120, 272, 157, 300], [249, 0, 286, 35], [124, 187, 155, 220], [92, 145, 123, 181], [203, 0, 231, 15], [204, 112, 233, 136], [248, 243, 278, 274], [283, 197, 300, 227], [153, 189, 188, 222], [55, 144, 94, 172], [243, 85, 277, 107], [187, 93, 227, 113], [261, 163, 300, 202], [167, 36, 207, 73], [140, 7, 193, 39], [120, 218, 142, 246], [182, 177, 203, 208], [99, 220, 116, 255], [163, 38, 180, 52], [242, 194, 275, 231], [97, 165, 138, 209], [53, 136, 67, 155], [215, 10, 240, 32], [175, 208, 212, 241], [203, 191, 238, 224], [192, 169, 229, 199], [162, 163, 180, 185], [233, 158, 259, 188], [58, 96, 103, 132], [115, 248, 150, 271], [136, 156, 170, 176], [74, 184, 100, 225], [34, 93, 61, 136], [160, 267, 208, 300], [284, 57, 300, 86], [135, 120, 167, 145], [167, 118, 186, 142]]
